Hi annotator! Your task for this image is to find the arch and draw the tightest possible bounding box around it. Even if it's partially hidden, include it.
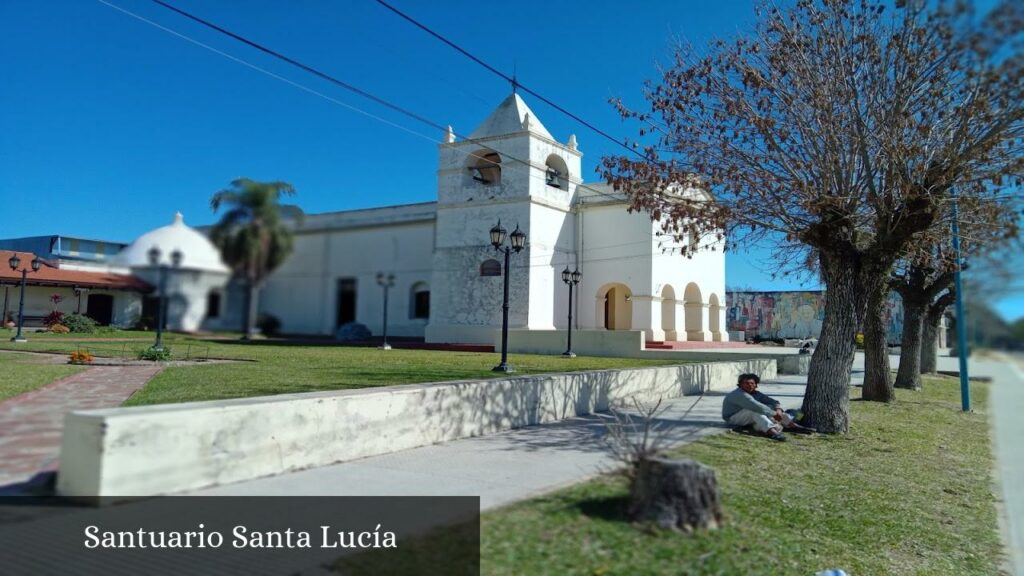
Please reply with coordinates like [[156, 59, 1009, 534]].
[[596, 283, 632, 331], [683, 282, 705, 341], [410, 281, 430, 319], [480, 259, 501, 277], [544, 154, 569, 189], [466, 150, 501, 185], [661, 284, 677, 341], [709, 293, 722, 339]]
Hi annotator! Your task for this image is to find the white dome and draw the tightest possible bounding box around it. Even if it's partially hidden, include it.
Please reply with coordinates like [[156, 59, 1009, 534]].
[[116, 212, 230, 274]]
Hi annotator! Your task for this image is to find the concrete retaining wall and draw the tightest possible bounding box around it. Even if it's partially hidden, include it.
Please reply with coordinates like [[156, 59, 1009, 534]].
[[500, 329, 646, 357], [57, 358, 776, 497]]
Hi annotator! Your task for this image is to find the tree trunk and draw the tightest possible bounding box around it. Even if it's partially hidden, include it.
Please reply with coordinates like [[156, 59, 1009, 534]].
[[628, 457, 722, 532], [802, 252, 858, 433], [242, 280, 260, 340], [920, 306, 942, 374], [894, 297, 925, 390], [861, 261, 896, 402]]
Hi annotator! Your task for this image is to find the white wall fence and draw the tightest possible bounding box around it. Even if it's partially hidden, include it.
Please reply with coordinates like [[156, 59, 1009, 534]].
[[58, 358, 776, 497]]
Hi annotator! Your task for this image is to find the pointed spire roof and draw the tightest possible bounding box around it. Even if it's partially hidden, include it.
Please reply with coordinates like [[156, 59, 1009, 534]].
[[468, 93, 553, 140]]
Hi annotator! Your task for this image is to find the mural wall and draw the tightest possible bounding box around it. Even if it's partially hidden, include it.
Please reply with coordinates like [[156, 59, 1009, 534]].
[[726, 291, 903, 343]]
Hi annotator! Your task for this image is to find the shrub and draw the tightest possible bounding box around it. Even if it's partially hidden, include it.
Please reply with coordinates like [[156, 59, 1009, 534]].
[[335, 322, 371, 342], [132, 315, 155, 331], [49, 324, 70, 334], [69, 350, 94, 364], [43, 310, 65, 327], [63, 313, 98, 333], [137, 346, 172, 361], [257, 313, 282, 336], [855, 333, 865, 349]]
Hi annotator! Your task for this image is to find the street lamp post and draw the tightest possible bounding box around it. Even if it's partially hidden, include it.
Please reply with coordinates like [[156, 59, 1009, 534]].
[[7, 253, 42, 343], [561, 267, 582, 357], [376, 272, 395, 350], [489, 220, 527, 372], [148, 246, 183, 351]]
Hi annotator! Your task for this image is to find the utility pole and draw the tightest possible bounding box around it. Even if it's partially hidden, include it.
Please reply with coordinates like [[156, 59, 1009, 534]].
[[950, 190, 971, 412]]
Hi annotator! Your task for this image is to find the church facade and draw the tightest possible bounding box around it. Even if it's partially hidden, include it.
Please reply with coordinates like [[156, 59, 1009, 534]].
[[256, 94, 728, 344]]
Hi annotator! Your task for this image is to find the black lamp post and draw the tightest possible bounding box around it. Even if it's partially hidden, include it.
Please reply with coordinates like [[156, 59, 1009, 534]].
[[148, 246, 183, 351], [376, 272, 395, 350], [561, 266, 582, 357], [489, 220, 527, 372], [8, 253, 41, 343]]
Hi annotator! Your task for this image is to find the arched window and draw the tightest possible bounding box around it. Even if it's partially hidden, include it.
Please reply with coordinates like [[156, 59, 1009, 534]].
[[467, 151, 501, 185], [410, 282, 430, 319], [544, 154, 569, 189], [480, 259, 502, 277]]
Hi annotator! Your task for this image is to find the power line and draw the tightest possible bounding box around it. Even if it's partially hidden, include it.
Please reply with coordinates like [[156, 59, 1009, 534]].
[[96, 0, 440, 145], [110, 0, 653, 207], [372, 0, 649, 162], [148, 0, 450, 135]]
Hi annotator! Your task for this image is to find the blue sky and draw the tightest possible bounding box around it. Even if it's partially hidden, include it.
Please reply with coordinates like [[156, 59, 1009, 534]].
[[2, 0, 1020, 320]]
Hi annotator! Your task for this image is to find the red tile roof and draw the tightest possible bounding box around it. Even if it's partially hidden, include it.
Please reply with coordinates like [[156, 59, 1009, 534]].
[[0, 251, 151, 291]]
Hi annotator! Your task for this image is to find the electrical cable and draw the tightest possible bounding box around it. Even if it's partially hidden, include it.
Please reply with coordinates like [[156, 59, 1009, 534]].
[[372, 0, 651, 162], [103, 0, 687, 209]]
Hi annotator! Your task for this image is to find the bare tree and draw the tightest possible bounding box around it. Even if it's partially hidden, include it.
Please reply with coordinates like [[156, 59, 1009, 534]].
[[892, 199, 1019, 390], [602, 0, 1024, 431], [854, 1, 1024, 400]]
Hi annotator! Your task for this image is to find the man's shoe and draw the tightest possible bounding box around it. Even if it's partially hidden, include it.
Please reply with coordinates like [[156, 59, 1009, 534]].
[[766, 431, 787, 442]]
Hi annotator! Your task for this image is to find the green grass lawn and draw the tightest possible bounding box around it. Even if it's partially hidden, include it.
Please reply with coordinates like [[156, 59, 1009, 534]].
[[0, 351, 86, 401], [481, 376, 1002, 576], [0, 332, 684, 406]]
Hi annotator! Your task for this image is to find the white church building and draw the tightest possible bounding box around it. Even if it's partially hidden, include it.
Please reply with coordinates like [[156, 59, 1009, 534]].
[[252, 93, 728, 345]]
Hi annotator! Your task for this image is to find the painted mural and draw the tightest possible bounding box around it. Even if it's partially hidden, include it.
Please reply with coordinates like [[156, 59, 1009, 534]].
[[726, 291, 903, 343]]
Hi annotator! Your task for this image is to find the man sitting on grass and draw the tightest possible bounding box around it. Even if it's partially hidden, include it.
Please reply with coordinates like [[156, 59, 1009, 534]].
[[722, 373, 815, 442]]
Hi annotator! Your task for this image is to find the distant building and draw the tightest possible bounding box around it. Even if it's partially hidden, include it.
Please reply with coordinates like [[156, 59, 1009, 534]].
[[0, 240, 147, 327], [0, 235, 128, 269], [0, 217, 229, 332], [726, 290, 909, 344]]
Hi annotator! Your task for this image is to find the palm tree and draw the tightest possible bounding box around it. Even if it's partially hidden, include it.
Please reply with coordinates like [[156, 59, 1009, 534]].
[[210, 178, 297, 339]]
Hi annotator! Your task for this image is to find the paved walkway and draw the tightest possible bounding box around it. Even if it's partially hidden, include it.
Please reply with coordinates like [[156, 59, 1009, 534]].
[[966, 353, 1024, 576], [0, 358, 161, 488]]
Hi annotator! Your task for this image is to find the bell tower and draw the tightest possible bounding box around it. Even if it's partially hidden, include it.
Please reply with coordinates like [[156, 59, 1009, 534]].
[[425, 93, 583, 344]]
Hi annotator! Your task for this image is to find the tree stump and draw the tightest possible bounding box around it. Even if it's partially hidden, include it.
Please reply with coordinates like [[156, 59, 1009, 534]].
[[628, 457, 723, 532]]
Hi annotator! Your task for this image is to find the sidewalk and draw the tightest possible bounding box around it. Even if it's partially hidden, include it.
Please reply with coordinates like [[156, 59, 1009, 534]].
[[188, 375, 809, 508], [0, 362, 161, 488], [965, 354, 1024, 576]]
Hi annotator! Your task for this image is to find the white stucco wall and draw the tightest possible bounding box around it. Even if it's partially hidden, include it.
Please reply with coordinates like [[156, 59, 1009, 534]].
[[131, 268, 229, 332], [261, 218, 436, 337], [527, 202, 575, 330], [577, 203, 653, 335], [56, 359, 777, 497]]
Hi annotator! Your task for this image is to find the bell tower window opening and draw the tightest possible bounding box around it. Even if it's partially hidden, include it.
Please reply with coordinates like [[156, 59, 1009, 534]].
[[544, 154, 569, 189], [468, 152, 502, 185]]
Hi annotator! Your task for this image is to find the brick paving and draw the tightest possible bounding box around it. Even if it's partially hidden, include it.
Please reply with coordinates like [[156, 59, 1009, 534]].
[[0, 360, 162, 488]]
